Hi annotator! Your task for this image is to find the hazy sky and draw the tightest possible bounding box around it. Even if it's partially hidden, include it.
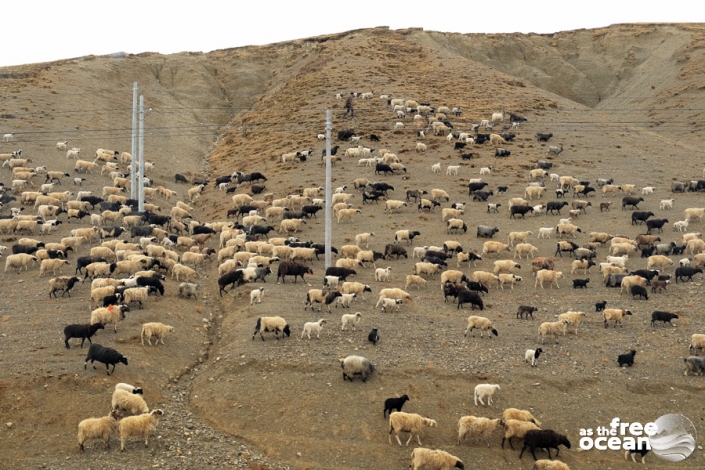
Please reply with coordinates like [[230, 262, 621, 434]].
[[1, 0, 697, 67]]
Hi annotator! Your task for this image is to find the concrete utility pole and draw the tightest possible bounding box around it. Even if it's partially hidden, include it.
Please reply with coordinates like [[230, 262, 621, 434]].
[[130, 82, 137, 199], [138, 95, 145, 211], [324, 110, 332, 269]]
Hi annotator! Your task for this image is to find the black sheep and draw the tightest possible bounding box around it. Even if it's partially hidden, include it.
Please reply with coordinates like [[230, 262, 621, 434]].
[[457, 290, 484, 310], [572, 279, 590, 289], [618, 350, 637, 367], [192, 225, 215, 235], [630, 285, 649, 300], [443, 283, 463, 302], [136, 276, 165, 295], [218, 270, 245, 296], [465, 281, 489, 295], [519, 429, 571, 460], [383, 395, 409, 418], [546, 201, 569, 215], [368, 328, 380, 346], [370, 134, 379, 142], [324, 267, 355, 282], [631, 211, 654, 225], [384, 244, 408, 260], [75, 256, 107, 275], [278, 261, 314, 284], [651, 311, 678, 327], [84, 344, 128, 376], [12, 244, 40, 255], [64, 323, 105, 349], [595, 300, 607, 312], [675, 266, 703, 283]]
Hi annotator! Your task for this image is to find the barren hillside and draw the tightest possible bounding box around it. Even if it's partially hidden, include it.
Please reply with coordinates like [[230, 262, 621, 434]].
[[0, 24, 704, 470]]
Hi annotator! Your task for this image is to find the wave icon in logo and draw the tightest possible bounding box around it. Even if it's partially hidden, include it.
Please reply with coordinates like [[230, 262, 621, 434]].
[[649, 414, 697, 462]]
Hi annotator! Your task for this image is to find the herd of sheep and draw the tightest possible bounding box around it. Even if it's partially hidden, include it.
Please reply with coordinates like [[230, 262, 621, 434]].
[[2, 88, 704, 467]]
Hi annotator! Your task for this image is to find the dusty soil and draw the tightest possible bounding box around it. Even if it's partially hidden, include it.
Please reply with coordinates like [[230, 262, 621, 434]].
[[0, 24, 704, 470]]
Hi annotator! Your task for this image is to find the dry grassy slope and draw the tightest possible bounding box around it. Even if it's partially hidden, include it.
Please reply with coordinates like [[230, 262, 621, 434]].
[[0, 24, 704, 470]]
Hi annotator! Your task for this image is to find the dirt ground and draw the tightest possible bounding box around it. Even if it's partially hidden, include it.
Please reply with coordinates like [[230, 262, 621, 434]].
[[0, 24, 704, 470]]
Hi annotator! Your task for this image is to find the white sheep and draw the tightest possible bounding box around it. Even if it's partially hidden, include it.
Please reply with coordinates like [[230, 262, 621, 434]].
[[341, 312, 362, 330], [77, 409, 121, 452], [4, 253, 38, 273], [301, 319, 327, 339], [140, 322, 174, 346], [458, 416, 505, 446], [112, 389, 148, 416], [538, 320, 569, 343], [474, 383, 501, 406], [558, 311, 587, 334], [534, 270, 563, 289], [388, 411, 437, 446], [464, 316, 498, 338], [431, 163, 441, 174], [446, 165, 460, 176], [119, 409, 164, 451], [90, 305, 128, 333], [409, 448, 464, 470]]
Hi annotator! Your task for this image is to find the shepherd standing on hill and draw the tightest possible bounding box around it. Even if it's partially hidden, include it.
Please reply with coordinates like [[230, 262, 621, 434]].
[[344, 92, 354, 118]]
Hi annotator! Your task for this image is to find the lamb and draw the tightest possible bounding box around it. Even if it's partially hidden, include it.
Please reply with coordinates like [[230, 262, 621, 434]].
[[409, 447, 464, 470], [538, 320, 569, 343], [119, 409, 164, 451], [140, 322, 174, 346], [603, 308, 633, 327], [474, 383, 501, 406], [618, 349, 637, 367], [355, 232, 375, 248], [301, 319, 327, 339], [64, 323, 105, 349], [336, 293, 357, 308], [388, 411, 436, 446], [252, 316, 291, 341], [684, 356, 705, 375], [341, 312, 362, 330], [517, 305, 538, 320], [90, 304, 130, 333], [520, 429, 572, 460], [84, 343, 128, 375], [375, 266, 392, 282], [342, 355, 375, 382], [77, 409, 121, 453], [383, 395, 410, 418], [464, 316, 498, 338], [249, 286, 264, 305]]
